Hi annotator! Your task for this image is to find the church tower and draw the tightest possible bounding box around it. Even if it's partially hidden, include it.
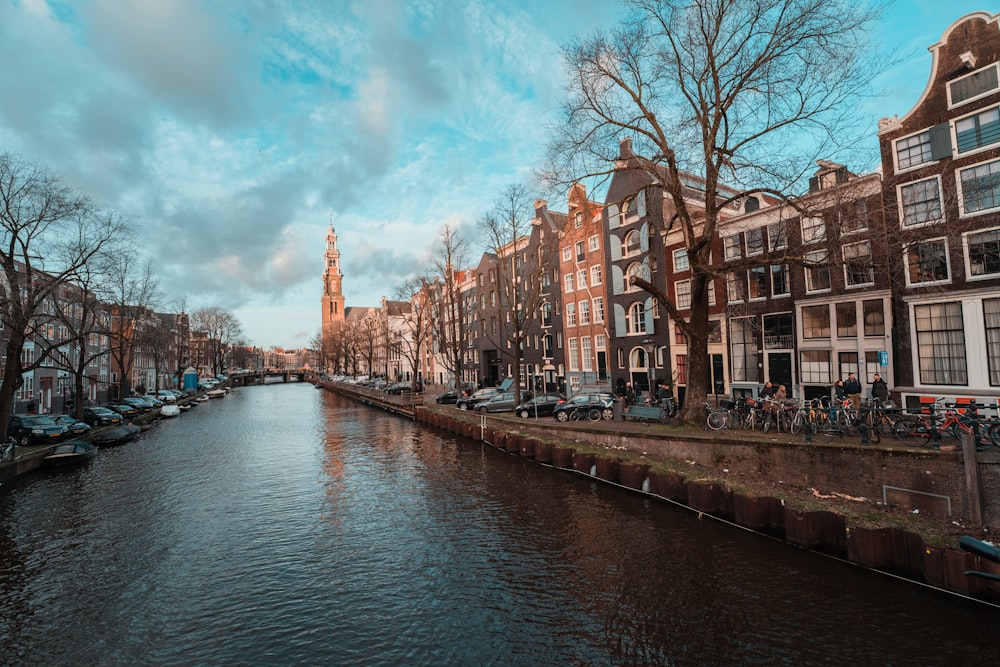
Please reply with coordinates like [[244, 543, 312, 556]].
[[321, 223, 345, 345]]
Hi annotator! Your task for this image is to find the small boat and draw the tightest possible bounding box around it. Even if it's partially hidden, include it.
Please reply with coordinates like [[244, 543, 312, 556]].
[[93, 424, 141, 446], [178, 403, 194, 411], [160, 404, 180, 418], [206, 389, 226, 399], [196, 395, 210, 403], [44, 440, 98, 467]]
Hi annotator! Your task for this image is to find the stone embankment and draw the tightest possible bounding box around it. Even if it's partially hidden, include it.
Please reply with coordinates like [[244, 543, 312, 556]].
[[319, 379, 1000, 606]]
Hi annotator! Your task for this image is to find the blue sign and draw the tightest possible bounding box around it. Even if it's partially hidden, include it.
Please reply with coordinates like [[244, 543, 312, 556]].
[[878, 351, 888, 366]]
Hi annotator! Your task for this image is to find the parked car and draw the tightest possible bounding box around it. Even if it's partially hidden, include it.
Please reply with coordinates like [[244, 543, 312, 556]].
[[154, 390, 178, 403], [435, 390, 459, 404], [107, 404, 140, 420], [386, 382, 412, 395], [551, 393, 618, 422], [456, 387, 502, 411], [82, 406, 123, 427], [52, 414, 92, 439], [476, 391, 532, 414], [124, 396, 159, 413], [514, 393, 567, 419], [7, 414, 66, 446]]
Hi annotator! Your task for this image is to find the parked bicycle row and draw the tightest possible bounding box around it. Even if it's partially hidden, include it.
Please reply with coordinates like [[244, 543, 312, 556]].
[[705, 396, 1000, 450]]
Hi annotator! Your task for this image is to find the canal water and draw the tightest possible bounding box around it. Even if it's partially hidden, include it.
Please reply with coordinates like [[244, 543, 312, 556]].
[[0, 384, 993, 666]]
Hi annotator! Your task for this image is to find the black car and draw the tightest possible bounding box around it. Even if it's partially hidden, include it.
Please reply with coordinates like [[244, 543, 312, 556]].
[[551, 393, 618, 422], [476, 391, 530, 414], [107, 404, 140, 420], [514, 393, 567, 419], [82, 406, 124, 427], [7, 414, 67, 446], [435, 390, 459, 404], [124, 397, 156, 413], [456, 387, 502, 411], [52, 415, 92, 439], [386, 382, 412, 395]]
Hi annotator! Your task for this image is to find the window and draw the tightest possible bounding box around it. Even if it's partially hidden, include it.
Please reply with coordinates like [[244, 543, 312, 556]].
[[730, 317, 759, 383], [575, 212, 584, 228], [956, 107, 1000, 154], [589, 234, 600, 251], [840, 200, 868, 234], [801, 305, 830, 339], [967, 228, 1000, 277], [914, 302, 967, 385], [673, 248, 689, 272], [843, 241, 874, 287], [568, 338, 579, 372], [575, 241, 585, 262], [723, 235, 742, 260], [768, 222, 787, 251], [949, 63, 999, 107], [805, 250, 831, 292], [800, 350, 831, 384], [593, 297, 605, 323], [960, 159, 1000, 214], [542, 302, 553, 326], [836, 302, 857, 338], [581, 337, 593, 371], [748, 266, 767, 299], [566, 303, 576, 327], [674, 324, 686, 345], [763, 314, 793, 349], [727, 273, 746, 302], [801, 216, 826, 243], [626, 263, 644, 292], [675, 280, 691, 309], [985, 299, 1000, 386], [838, 352, 859, 380], [561, 247, 572, 262], [863, 300, 885, 337], [590, 264, 602, 286], [895, 130, 933, 169], [623, 230, 642, 257], [745, 228, 764, 255], [771, 264, 789, 296], [906, 239, 949, 285], [564, 273, 574, 292], [628, 302, 646, 334], [578, 300, 590, 325], [675, 355, 687, 385], [899, 178, 942, 225], [577, 269, 587, 289]]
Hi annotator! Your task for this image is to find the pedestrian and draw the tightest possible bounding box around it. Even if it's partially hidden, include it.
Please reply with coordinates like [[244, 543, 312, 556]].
[[625, 382, 635, 406], [759, 381, 776, 399], [844, 372, 862, 410], [871, 373, 889, 404]]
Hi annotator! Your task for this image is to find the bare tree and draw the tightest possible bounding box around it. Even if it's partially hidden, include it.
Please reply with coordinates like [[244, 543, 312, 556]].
[[394, 277, 433, 391], [429, 224, 470, 388], [0, 152, 124, 432], [478, 184, 560, 405], [543, 0, 886, 420], [190, 307, 244, 376], [101, 250, 161, 400]]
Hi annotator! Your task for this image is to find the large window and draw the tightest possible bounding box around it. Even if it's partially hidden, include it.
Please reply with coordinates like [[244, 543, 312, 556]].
[[727, 273, 746, 302], [723, 235, 742, 260], [985, 299, 1000, 386], [801, 216, 826, 243], [745, 228, 764, 255], [566, 303, 576, 327], [949, 63, 1000, 107], [748, 266, 767, 299], [805, 250, 831, 292], [763, 314, 793, 349], [590, 264, 602, 286], [836, 302, 857, 338], [801, 305, 830, 339], [578, 300, 590, 325], [899, 178, 942, 226], [906, 239, 949, 285], [575, 241, 586, 263], [840, 200, 868, 234], [800, 350, 831, 384], [673, 248, 689, 272], [960, 159, 1000, 214], [568, 338, 579, 372], [863, 300, 886, 337], [771, 264, 789, 296], [581, 337, 593, 371], [895, 130, 932, 169], [593, 297, 605, 323], [564, 273, 574, 292], [843, 241, 874, 287], [768, 222, 787, 251], [967, 228, 1000, 277], [914, 302, 967, 385], [730, 317, 759, 383], [623, 230, 642, 257], [628, 302, 646, 334], [675, 280, 691, 309], [956, 106, 1000, 154], [626, 262, 644, 292]]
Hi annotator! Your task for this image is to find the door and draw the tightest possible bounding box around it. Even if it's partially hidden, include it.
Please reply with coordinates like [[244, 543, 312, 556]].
[[767, 353, 792, 390]]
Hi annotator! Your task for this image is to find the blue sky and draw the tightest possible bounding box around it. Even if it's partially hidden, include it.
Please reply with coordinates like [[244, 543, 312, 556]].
[[0, 1, 991, 348]]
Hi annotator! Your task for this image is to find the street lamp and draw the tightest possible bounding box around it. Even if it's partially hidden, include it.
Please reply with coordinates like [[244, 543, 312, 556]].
[[641, 337, 656, 402]]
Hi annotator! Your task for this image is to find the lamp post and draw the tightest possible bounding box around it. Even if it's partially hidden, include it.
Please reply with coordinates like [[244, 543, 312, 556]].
[[641, 337, 655, 403]]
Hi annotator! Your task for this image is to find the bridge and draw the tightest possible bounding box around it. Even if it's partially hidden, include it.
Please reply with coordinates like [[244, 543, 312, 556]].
[[229, 369, 309, 386]]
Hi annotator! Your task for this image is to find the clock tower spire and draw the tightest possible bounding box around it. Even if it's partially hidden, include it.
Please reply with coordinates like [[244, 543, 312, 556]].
[[321, 222, 345, 346]]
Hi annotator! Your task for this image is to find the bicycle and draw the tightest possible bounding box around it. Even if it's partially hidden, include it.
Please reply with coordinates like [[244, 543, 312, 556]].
[[893, 399, 998, 449], [1, 436, 15, 462]]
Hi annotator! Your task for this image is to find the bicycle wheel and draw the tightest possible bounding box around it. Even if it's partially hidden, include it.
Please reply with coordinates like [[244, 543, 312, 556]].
[[587, 408, 602, 421], [790, 411, 804, 435], [707, 411, 727, 430], [894, 418, 931, 447], [839, 410, 860, 437], [761, 411, 772, 434], [986, 422, 1000, 450]]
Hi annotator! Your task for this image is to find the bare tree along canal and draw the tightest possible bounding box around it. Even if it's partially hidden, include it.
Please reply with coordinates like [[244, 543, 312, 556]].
[[0, 383, 993, 666]]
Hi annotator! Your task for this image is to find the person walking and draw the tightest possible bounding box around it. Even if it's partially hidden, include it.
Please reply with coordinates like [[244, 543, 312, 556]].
[[871, 373, 889, 404], [625, 382, 636, 407], [844, 373, 862, 410]]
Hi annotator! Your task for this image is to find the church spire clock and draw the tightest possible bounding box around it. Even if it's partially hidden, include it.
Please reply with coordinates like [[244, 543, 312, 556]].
[[321, 222, 345, 342]]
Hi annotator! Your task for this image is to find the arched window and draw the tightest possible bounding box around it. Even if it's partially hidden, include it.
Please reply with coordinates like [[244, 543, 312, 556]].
[[628, 302, 646, 334], [745, 196, 760, 213], [626, 262, 644, 291], [622, 230, 642, 257]]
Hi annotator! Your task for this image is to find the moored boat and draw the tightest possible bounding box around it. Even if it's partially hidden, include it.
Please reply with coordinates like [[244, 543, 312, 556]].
[[206, 389, 226, 399], [93, 424, 141, 446], [44, 440, 98, 467], [160, 404, 180, 418]]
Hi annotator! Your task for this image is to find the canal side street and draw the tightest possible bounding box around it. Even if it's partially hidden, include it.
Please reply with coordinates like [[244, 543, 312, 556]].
[[319, 379, 1000, 605]]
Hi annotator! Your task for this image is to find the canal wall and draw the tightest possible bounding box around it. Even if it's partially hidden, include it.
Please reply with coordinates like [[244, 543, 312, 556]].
[[317, 380, 1000, 605]]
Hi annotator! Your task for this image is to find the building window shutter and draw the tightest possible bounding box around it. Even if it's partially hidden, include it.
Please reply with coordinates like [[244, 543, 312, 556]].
[[929, 122, 952, 161]]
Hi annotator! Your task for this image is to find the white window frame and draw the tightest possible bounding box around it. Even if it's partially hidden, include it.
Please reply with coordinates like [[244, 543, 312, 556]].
[[958, 157, 1000, 218], [593, 297, 605, 323], [562, 246, 572, 262], [588, 234, 600, 252], [904, 237, 951, 287], [675, 279, 691, 310], [801, 216, 826, 244], [577, 268, 587, 289], [578, 299, 590, 325], [590, 264, 602, 286], [673, 248, 689, 272], [948, 61, 1000, 109], [963, 226, 1000, 281], [954, 104, 1000, 157], [897, 176, 943, 227], [893, 128, 934, 173], [843, 241, 875, 288], [566, 303, 576, 327], [804, 249, 832, 294], [745, 228, 764, 256], [564, 273, 574, 292]]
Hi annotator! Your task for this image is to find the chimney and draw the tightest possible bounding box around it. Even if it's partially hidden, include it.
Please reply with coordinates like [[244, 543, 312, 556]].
[[619, 136, 633, 159], [534, 199, 548, 217]]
